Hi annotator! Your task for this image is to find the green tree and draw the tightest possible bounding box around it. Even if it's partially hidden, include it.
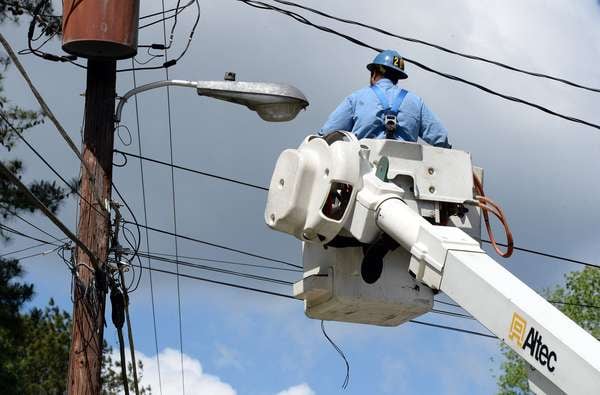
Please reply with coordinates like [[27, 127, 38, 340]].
[[0, 3, 69, 392], [102, 349, 152, 395], [496, 267, 600, 394]]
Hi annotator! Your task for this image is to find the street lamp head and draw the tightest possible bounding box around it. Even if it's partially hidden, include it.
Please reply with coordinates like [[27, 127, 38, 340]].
[[114, 79, 309, 123], [195, 80, 309, 122]]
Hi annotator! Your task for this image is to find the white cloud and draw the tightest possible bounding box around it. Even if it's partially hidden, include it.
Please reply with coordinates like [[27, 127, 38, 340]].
[[135, 348, 236, 395], [214, 343, 244, 371], [276, 383, 316, 395]]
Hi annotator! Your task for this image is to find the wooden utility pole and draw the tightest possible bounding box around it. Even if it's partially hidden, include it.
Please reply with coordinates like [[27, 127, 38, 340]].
[[67, 59, 117, 394]]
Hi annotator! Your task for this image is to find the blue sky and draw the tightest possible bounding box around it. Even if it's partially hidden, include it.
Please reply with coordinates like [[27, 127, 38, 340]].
[[2, 0, 600, 394]]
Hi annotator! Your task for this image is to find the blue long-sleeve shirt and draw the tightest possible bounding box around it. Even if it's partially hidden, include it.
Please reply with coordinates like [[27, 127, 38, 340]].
[[320, 78, 450, 148]]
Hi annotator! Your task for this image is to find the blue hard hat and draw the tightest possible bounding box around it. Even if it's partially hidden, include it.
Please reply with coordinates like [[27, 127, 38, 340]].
[[367, 50, 408, 80]]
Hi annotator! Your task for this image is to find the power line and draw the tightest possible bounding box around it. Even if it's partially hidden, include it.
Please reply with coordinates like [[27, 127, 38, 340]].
[[234, 0, 600, 132], [430, 308, 475, 320], [140, 251, 302, 272], [132, 262, 498, 339], [0, 239, 65, 258], [0, 160, 101, 267], [482, 239, 600, 269], [269, 0, 600, 93], [137, 252, 294, 285], [129, 59, 163, 395], [114, 150, 268, 191], [409, 319, 496, 339], [132, 262, 297, 299], [125, 221, 301, 269], [0, 33, 108, 214], [436, 296, 600, 312], [115, 151, 597, 271], [13, 245, 61, 261], [0, 204, 65, 244], [159, 3, 186, 391], [0, 112, 105, 218], [0, 223, 61, 246]]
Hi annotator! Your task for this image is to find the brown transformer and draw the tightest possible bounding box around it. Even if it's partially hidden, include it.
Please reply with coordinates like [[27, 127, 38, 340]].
[[62, 0, 140, 59]]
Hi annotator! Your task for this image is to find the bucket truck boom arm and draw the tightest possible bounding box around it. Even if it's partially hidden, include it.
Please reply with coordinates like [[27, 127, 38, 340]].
[[265, 131, 600, 394]]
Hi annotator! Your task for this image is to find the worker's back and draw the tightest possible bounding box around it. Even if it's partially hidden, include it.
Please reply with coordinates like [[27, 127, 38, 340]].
[[320, 78, 450, 148]]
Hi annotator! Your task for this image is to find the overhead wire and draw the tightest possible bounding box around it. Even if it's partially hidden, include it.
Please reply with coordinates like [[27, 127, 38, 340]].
[[131, 261, 297, 299], [0, 112, 105, 218], [0, 223, 62, 246], [116, 151, 597, 271], [0, 160, 101, 267], [233, 0, 600, 132], [12, 245, 62, 261], [321, 320, 350, 389], [123, 221, 301, 269], [0, 204, 65, 244], [129, 261, 498, 339], [114, 150, 268, 191], [158, 0, 186, 389], [409, 319, 496, 339], [436, 293, 600, 311], [136, 252, 294, 285], [0, 33, 108, 214], [0, 239, 66, 258], [268, 0, 600, 93], [140, 251, 302, 273], [481, 239, 600, 270], [128, 58, 163, 395]]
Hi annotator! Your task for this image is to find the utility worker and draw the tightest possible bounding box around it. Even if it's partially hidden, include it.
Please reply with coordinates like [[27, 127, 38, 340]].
[[320, 49, 451, 148]]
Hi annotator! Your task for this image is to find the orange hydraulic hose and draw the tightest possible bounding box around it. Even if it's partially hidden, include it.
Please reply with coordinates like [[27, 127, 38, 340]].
[[473, 173, 514, 258]]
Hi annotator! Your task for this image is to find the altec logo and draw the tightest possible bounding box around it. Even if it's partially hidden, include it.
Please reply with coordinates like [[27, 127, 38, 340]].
[[508, 312, 558, 372]]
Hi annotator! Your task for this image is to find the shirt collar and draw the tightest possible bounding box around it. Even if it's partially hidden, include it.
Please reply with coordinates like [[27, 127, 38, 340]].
[[375, 78, 394, 88]]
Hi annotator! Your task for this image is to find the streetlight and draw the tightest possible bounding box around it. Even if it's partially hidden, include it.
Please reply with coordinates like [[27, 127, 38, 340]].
[[115, 76, 309, 123]]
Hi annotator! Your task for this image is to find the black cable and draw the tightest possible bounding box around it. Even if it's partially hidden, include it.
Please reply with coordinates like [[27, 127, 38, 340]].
[[234, 0, 600, 132], [109, 286, 130, 395], [132, 261, 297, 299], [114, 150, 268, 191], [116, 0, 201, 73], [269, 0, 600, 94], [139, 0, 194, 27], [434, 298, 463, 309], [13, 245, 61, 261], [430, 308, 475, 320], [482, 239, 600, 269], [1, 205, 64, 243], [0, 223, 62, 246], [124, 221, 301, 269], [437, 296, 600, 312], [116, 156, 599, 272], [116, 150, 598, 271], [0, 239, 65, 258], [158, 1, 186, 390], [409, 319, 497, 339], [0, 111, 105, 217], [321, 320, 350, 389], [130, 261, 500, 339], [137, 252, 294, 285], [141, 251, 302, 273], [129, 58, 164, 395], [118, 150, 600, 272]]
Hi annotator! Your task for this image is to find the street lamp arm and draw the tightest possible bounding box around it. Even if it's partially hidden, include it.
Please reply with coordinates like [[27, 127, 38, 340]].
[[115, 79, 197, 122]]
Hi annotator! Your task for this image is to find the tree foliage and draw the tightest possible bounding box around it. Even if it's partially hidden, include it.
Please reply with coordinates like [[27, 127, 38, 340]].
[[496, 267, 600, 394], [0, 5, 149, 395]]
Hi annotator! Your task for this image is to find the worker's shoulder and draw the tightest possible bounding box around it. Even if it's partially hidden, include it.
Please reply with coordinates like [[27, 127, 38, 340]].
[[349, 85, 375, 98]]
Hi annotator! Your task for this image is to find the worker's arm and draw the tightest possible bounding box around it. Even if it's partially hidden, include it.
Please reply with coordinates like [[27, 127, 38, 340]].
[[418, 101, 451, 148], [319, 95, 355, 135]]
